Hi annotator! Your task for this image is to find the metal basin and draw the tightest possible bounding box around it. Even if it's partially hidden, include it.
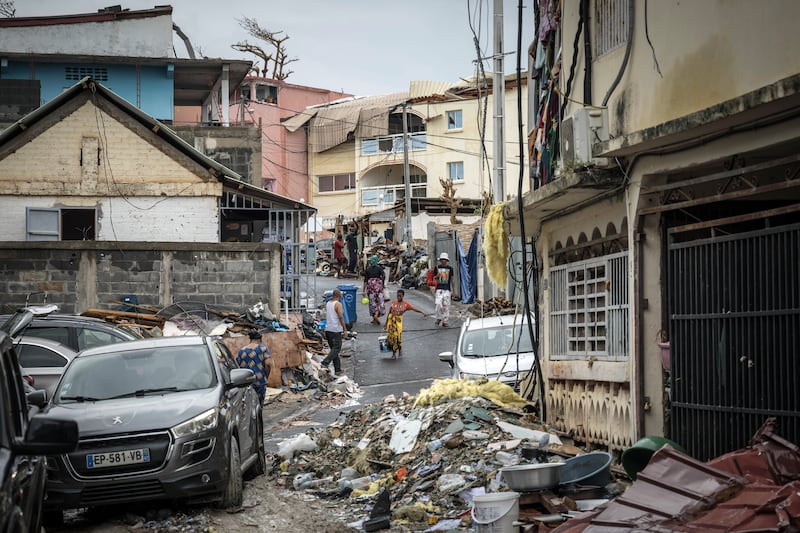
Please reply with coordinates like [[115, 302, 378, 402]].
[[501, 462, 564, 491]]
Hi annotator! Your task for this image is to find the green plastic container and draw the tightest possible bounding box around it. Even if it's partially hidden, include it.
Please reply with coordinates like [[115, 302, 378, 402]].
[[622, 436, 687, 480]]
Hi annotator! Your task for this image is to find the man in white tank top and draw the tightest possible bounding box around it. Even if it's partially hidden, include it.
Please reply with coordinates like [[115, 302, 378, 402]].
[[322, 289, 347, 376]]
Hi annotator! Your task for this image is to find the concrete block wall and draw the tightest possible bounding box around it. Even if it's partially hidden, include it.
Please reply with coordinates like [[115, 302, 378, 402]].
[[0, 242, 281, 316]]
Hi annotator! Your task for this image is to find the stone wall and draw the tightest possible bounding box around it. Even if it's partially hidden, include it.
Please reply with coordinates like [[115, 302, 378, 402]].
[[0, 241, 281, 316]]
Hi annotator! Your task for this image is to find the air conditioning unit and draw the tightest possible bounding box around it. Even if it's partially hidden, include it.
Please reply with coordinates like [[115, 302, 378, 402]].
[[560, 108, 609, 168]]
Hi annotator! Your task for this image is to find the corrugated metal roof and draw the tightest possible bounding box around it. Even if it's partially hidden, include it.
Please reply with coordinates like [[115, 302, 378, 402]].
[[552, 419, 800, 533], [409, 80, 460, 99], [282, 93, 408, 152]]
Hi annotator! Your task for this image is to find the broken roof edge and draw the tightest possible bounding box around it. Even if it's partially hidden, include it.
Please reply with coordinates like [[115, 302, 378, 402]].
[[0, 5, 173, 27]]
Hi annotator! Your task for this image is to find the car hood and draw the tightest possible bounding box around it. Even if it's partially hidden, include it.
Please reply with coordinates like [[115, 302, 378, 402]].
[[458, 351, 537, 378], [46, 390, 218, 437]]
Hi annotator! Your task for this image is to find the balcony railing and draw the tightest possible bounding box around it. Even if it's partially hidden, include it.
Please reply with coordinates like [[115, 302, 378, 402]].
[[361, 183, 427, 207], [361, 133, 426, 156]]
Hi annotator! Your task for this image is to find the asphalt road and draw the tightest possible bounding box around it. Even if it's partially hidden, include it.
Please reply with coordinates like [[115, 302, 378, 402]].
[[263, 272, 461, 451]]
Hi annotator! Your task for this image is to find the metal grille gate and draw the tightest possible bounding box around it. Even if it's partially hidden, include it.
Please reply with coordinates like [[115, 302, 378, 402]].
[[668, 223, 800, 460]]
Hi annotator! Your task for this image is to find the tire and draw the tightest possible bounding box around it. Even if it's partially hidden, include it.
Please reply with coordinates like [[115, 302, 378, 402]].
[[246, 414, 266, 479], [219, 435, 243, 508], [319, 262, 331, 274]]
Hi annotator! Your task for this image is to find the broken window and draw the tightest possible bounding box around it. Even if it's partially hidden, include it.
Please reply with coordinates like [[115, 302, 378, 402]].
[[550, 251, 629, 360], [446, 110, 462, 130], [26, 207, 96, 241], [254, 83, 278, 104]]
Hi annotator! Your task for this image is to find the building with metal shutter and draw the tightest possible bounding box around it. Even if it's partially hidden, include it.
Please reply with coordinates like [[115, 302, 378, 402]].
[[510, 0, 800, 459]]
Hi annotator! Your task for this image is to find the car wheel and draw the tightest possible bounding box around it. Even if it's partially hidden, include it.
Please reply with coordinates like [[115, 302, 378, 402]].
[[219, 435, 243, 508], [246, 414, 266, 479]]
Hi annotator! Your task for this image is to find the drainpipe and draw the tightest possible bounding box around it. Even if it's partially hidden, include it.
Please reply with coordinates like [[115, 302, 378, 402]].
[[635, 215, 646, 440], [582, 0, 593, 105]]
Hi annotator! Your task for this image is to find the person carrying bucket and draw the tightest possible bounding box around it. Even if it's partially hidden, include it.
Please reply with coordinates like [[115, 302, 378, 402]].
[[382, 289, 426, 359]]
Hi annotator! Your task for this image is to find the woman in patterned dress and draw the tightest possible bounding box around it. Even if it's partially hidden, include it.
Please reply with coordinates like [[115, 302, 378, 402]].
[[383, 289, 426, 359]]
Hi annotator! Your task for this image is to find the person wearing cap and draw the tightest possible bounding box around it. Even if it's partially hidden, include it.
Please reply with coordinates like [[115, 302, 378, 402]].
[[236, 330, 272, 405], [433, 252, 454, 327]]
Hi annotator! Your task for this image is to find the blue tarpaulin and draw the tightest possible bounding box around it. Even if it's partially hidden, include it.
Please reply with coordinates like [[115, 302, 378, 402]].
[[457, 231, 479, 304]]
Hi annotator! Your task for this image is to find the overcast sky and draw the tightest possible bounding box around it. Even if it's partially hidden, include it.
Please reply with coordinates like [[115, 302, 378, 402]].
[[13, 0, 535, 96]]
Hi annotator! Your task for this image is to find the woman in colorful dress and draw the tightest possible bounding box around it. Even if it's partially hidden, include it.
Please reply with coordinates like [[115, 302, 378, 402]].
[[363, 255, 386, 324], [383, 289, 426, 359]]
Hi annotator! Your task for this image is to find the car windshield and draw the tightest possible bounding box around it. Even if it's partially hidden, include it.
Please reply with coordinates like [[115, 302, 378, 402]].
[[460, 324, 535, 357], [55, 345, 215, 402]]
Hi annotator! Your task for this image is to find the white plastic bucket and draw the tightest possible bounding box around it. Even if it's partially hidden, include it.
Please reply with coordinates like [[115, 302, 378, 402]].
[[471, 491, 519, 533], [378, 335, 389, 352]]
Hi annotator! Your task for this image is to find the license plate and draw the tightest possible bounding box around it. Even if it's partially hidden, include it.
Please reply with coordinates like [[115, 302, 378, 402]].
[[86, 448, 150, 469]]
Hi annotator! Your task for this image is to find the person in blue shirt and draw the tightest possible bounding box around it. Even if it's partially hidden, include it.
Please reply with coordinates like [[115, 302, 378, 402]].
[[236, 330, 271, 404]]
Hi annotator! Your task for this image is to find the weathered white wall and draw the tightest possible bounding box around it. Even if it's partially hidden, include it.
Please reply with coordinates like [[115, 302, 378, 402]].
[[0, 14, 174, 58], [0, 196, 219, 242], [561, 0, 800, 136]]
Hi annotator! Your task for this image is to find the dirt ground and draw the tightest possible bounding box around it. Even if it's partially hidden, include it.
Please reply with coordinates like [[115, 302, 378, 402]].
[[49, 471, 353, 533]]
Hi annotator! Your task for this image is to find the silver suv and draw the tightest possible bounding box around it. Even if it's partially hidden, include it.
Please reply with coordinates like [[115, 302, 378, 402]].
[[43, 335, 265, 516]]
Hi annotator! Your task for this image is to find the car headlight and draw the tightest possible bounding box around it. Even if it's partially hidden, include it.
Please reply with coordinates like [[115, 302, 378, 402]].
[[171, 408, 218, 438]]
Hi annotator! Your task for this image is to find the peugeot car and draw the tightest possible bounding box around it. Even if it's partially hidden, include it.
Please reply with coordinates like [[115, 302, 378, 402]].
[[43, 335, 265, 517]]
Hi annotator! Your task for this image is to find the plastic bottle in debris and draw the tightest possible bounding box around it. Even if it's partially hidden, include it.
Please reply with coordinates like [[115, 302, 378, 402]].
[[427, 433, 453, 452], [340, 473, 378, 491]]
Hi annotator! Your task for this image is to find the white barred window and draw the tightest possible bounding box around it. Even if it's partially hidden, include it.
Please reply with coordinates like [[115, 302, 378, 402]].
[[550, 252, 628, 360]]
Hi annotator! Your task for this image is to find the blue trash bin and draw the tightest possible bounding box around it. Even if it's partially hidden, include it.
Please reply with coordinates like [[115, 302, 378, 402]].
[[337, 284, 358, 326], [322, 289, 352, 327]]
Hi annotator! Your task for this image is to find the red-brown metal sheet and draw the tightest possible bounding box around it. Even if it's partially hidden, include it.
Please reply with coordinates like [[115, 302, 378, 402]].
[[551, 419, 800, 533]]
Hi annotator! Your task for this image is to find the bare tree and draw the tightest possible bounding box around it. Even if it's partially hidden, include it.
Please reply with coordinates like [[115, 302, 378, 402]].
[[231, 16, 298, 80], [439, 178, 463, 225]]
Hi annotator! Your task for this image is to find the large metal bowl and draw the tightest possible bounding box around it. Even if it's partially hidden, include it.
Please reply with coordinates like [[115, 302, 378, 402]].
[[501, 462, 565, 491]]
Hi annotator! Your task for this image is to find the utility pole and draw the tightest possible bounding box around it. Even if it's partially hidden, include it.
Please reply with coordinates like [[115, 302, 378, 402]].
[[493, 0, 505, 204], [402, 102, 413, 245]]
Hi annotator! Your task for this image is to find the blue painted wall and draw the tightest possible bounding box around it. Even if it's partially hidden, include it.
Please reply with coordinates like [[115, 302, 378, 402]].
[[3, 61, 174, 121]]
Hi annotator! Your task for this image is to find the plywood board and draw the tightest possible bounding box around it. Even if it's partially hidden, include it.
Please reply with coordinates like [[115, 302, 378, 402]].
[[223, 330, 307, 387]]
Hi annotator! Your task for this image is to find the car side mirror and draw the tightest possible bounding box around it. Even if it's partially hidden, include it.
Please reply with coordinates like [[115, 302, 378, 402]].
[[438, 351, 454, 367], [13, 415, 78, 455], [26, 389, 48, 409], [227, 368, 256, 389]]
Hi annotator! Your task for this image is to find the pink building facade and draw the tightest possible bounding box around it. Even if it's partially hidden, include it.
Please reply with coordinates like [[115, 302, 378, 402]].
[[233, 78, 351, 200]]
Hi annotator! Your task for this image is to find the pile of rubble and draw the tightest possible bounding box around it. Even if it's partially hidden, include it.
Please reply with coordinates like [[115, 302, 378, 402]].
[[466, 297, 518, 317], [81, 299, 342, 393], [269, 378, 595, 531]]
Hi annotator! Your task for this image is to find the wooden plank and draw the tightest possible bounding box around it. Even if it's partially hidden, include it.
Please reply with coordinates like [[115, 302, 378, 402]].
[[222, 330, 307, 387]]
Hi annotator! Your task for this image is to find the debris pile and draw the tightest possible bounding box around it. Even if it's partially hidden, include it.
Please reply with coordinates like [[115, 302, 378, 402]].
[[271, 378, 596, 531], [81, 299, 345, 394], [466, 297, 518, 317]]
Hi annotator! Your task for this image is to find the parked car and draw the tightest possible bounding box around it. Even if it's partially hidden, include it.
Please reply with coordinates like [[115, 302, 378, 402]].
[[14, 336, 79, 396], [438, 314, 537, 390], [0, 331, 78, 533], [43, 335, 266, 517], [0, 309, 141, 352]]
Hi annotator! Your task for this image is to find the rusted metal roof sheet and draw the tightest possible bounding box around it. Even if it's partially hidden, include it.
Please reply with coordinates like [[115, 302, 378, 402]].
[[552, 419, 800, 532], [282, 93, 408, 152]]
